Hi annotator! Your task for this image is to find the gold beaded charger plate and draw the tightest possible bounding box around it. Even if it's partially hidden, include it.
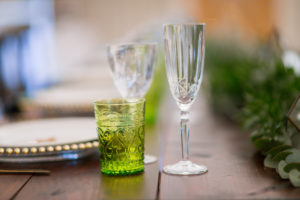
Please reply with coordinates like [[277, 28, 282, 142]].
[[0, 118, 99, 162]]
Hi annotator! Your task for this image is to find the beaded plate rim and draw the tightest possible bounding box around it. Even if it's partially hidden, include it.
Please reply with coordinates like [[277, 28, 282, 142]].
[[0, 139, 99, 156]]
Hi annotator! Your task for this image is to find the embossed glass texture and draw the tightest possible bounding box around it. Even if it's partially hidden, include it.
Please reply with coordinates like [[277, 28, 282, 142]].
[[163, 24, 208, 175], [164, 24, 205, 111], [94, 98, 145, 175], [107, 43, 156, 98]]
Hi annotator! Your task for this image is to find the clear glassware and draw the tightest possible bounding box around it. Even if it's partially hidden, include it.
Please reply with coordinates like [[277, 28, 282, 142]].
[[163, 24, 208, 175], [107, 43, 157, 164]]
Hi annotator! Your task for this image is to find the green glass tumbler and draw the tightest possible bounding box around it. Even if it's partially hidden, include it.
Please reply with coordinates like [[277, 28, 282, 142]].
[[94, 98, 145, 175]]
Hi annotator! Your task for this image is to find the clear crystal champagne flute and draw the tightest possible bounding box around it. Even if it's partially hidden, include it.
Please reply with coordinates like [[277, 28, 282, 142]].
[[107, 42, 157, 164], [163, 24, 208, 175]]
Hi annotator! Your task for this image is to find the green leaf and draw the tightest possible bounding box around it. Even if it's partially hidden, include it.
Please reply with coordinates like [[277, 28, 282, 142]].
[[264, 146, 294, 169], [277, 160, 289, 179], [289, 169, 300, 187], [267, 144, 292, 158], [273, 150, 293, 162], [284, 163, 300, 172], [264, 154, 278, 168]]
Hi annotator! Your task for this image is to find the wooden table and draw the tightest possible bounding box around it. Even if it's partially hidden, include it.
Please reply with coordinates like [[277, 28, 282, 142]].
[[1, 97, 300, 200]]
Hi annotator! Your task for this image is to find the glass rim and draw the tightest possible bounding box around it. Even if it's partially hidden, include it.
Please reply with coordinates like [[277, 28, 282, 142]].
[[107, 42, 157, 49], [163, 23, 206, 27], [94, 98, 145, 106]]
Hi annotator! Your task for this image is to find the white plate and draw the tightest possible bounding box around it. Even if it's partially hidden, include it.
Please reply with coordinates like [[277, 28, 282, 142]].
[[0, 118, 97, 147], [21, 83, 120, 115], [0, 118, 99, 162], [25, 81, 119, 107]]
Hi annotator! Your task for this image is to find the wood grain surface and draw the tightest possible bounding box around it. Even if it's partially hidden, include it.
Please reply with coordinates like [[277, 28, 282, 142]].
[[0, 157, 34, 200], [0, 174, 31, 200]]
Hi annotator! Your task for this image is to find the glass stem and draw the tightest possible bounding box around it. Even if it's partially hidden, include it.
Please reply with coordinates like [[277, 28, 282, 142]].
[[180, 110, 190, 161]]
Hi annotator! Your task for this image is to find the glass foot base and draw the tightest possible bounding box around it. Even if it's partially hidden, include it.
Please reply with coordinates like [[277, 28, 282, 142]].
[[144, 154, 157, 164], [163, 160, 208, 175]]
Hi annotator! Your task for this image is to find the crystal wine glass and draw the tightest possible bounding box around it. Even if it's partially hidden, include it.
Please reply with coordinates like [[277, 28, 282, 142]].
[[163, 24, 208, 175], [107, 42, 157, 164]]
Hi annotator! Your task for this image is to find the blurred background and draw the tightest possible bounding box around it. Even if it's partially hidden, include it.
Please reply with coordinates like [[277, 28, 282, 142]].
[[0, 0, 299, 125]]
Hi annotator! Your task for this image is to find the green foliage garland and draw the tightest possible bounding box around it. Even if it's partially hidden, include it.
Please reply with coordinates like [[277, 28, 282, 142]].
[[205, 39, 300, 187]]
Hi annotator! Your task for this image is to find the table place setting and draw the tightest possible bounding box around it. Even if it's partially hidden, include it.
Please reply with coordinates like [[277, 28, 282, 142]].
[[8, 21, 300, 199], [0, 23, 208, 178], [1, 22, 300, 200], [2, 0, 300, 199]]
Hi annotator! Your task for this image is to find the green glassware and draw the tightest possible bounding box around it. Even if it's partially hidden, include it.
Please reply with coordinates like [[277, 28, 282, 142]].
[[94, 98, 145, 175]]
